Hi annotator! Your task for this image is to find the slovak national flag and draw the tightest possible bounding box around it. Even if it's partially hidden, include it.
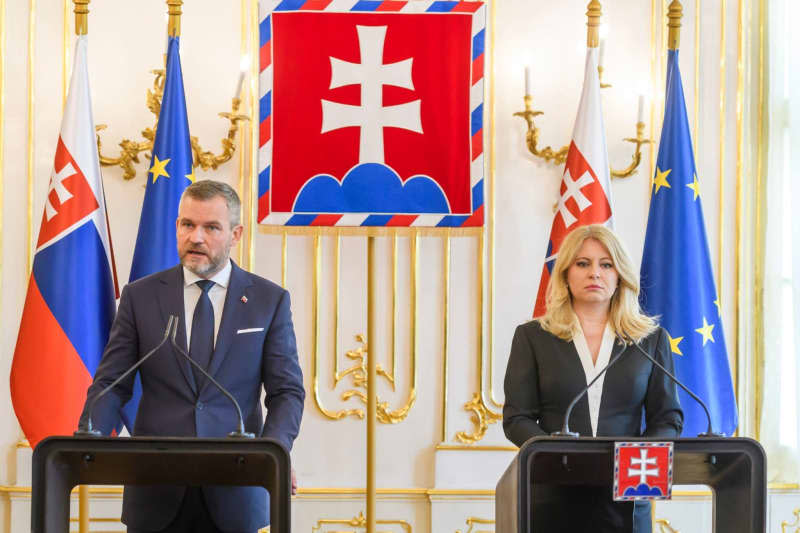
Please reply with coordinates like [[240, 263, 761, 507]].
[[10, 35, 119, 448], [533, 46, 613, 317]]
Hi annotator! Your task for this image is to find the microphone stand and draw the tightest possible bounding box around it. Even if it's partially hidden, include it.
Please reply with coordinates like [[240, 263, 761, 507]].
[[625, 335, 722, 438], [551, 340, 627, 438], [76, 316, 176, 437], [168, 315, 255, 439]]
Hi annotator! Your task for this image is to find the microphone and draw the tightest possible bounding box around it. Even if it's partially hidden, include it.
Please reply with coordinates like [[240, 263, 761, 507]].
[[76, 316, 176, 437], [167, 315, 254, 439], [552, 340, 627, 437], [624, 335, 722, 437]]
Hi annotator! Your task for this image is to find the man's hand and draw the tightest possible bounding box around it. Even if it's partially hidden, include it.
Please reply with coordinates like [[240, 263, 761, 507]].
[[291, 467, 297, 495]]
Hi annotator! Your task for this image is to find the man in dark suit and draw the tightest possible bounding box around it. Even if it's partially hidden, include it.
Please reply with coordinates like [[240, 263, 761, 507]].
[[80, 179, 305, 533]]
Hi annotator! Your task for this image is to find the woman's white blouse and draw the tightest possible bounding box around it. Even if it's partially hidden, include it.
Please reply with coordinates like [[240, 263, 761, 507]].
[[572, 322, 615, 437]]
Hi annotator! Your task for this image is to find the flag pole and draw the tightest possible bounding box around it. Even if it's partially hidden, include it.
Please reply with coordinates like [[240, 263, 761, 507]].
[[667, 0, 683, 51], [73, 0, 91, 528], [167, 0, 182, 38], [586, 0, 601, 48]]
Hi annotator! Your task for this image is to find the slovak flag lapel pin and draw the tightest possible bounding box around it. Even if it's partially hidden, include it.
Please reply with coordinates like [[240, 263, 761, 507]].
[[241, 295, 248, 304]]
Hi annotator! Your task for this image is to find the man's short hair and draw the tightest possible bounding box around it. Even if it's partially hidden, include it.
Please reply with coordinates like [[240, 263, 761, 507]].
[[181, 179, 241, 227]]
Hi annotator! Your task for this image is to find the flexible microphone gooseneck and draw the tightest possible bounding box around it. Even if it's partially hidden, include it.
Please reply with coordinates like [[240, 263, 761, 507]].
[[76, 316, 176, 437], [552, 341, 628, 437], [624, 335, 722, 437], [167, 315, 255, 439]]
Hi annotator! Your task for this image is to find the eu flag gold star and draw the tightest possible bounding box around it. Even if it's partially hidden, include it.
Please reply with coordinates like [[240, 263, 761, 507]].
[[149, 156, 171, 184], [686, 173, 701, 200], [186, 168, 196, 183], [667, 332, 684, 356], [694, 317, 715, 346], [713, 298, 721, 316], [652, 167, 672, 195]]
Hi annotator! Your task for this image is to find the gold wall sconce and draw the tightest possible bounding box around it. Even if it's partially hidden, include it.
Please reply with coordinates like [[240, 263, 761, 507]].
[[95, 0, 249, 180], [514, 0, 652, 179]]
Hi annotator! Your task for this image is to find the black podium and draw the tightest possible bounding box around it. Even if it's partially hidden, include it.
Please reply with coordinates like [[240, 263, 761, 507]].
[[496, 437, 766, 533], [32, 436, 291, 533]]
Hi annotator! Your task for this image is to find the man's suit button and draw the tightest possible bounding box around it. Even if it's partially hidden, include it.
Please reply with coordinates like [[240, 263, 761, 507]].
[[196, 401, 204, 410]]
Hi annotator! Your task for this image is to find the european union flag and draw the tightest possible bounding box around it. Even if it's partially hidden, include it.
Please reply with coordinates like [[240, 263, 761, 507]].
[[122, 36, 194, 429], [640, 50, 737, 437]]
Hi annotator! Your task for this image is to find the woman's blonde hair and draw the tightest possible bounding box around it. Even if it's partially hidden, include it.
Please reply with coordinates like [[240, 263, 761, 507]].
[[537, 224, 657, 342]]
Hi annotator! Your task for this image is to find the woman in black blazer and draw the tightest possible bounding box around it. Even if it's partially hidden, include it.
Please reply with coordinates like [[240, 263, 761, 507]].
[[503, 224, 683, 533]]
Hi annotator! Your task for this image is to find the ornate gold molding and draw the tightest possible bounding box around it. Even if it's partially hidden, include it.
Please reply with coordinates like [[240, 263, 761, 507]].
[[655, 519, 680, 533], [782, 509, 800, 533], [456, 517, 495, 533], [454, 392, 502, 444], [312, 511, 411, 533]]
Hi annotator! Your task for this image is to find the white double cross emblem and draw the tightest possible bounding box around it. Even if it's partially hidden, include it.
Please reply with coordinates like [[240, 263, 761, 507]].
[[628, 449, 659, 486]]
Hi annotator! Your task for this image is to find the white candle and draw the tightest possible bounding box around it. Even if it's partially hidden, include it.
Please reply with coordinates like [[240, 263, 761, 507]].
[[598, 38, 606, 68], [524, 66, 531, 96], [235, 71, 246, 99], [637, 95, 646, 124]]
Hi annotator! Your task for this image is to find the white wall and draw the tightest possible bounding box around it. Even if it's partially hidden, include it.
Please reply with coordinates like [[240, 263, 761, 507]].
[[0, 1, 782, 532]]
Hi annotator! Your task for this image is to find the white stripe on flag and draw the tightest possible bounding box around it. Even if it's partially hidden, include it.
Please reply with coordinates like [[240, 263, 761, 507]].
[[260, 66, 272, 100], [471, 4, 487, 36]]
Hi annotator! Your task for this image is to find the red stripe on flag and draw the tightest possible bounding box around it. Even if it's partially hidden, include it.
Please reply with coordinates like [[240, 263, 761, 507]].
[[301, 0, 333, 9], [471, 54, 484, 85], [260, 41, 271, 71], [10, 277, 93, 449], [258, 191, 270, 222], [260, 116, 272, 148], [311, 214, 343, 226], [386, 215, 418, 226], [461, 205, 483, 226], [376, 1, 407, 11], [451, 1, 483, 12], [471, 130, 483, 159]]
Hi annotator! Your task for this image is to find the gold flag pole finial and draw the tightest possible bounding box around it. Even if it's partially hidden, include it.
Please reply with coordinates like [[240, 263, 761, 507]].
[[667, 0, 683, 50], [586, 0, 602, 48], [74, 0, 89, 35], [167, 0, 182, 38]]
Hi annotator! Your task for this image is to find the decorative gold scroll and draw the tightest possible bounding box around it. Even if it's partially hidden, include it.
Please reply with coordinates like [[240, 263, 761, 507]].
[[455, 517, 495, 533], [782, 509, 800, 533], [312, 511, 411, 533]]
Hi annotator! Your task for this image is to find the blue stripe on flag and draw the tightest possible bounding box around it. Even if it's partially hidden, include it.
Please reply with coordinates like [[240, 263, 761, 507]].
[[33, 221, 115, 375], [436, 215, 469, 227], [471, 180, 484, 212], [472, 30, 485, 61], [259, 167, 271, 197], [427, 1, 458, 12], [275, 0, 306, 10], [286, 214, 318, 226], [362, 215, 392, 226], [351, 1, 382, 10], [471, 104, 483, 137], [260, 16, 271, 47], [260, 92, 272, 123]]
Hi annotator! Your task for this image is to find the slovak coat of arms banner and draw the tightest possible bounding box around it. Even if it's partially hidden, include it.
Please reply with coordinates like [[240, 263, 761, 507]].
[[258, 0, 486, 228]]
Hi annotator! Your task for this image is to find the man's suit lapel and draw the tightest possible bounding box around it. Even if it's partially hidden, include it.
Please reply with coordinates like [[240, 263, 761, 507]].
[[202, 262, 253, 394], [157, 265, 198, 396]]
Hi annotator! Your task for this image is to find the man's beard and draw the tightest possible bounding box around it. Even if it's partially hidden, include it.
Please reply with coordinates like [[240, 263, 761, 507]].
[[180, 243, 231, 277]]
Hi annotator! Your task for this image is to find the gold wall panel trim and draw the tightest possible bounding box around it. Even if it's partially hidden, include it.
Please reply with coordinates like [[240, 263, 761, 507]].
[[694, 0, 700, 151], [435, 444, 516, 452], [0, 0, 5, 320], [441, 232, 451, 442], [314, 235, 417, 423], [753, 0, 766, 442], [734, 0, 744, 430], [648, 0, 657, 186], [333, 232, 341, 382], [248, 0, 258, 271], [391, 235, 398, 382], [781, 509, 800, 533], [26, 0, 35, 276], [258, 225, 481, 238], [455, 517, 495, 533], [62, 0, 68, 108], [280, 232, 287, 288], [487, 0, 501, 411], [312, 511, 411, 533]]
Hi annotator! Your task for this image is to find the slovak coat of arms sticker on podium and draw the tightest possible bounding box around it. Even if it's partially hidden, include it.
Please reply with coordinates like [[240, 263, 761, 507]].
[[613, 441, 674, 501]]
